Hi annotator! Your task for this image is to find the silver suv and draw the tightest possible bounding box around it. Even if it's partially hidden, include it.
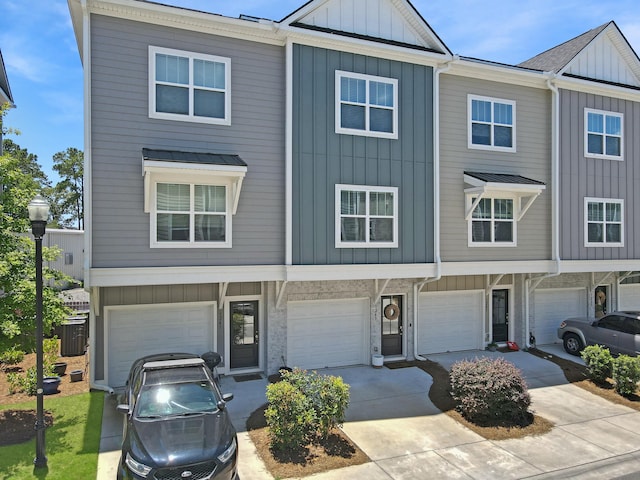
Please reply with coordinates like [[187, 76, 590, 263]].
[[557, 311, 640, 356]]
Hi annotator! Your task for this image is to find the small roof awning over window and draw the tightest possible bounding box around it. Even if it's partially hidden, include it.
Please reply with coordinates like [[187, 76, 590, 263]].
[[463, 171, 546, 221], [142, 148, 248, 214]]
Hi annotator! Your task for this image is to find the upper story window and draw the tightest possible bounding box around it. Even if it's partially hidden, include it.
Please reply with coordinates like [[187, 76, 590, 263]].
[[335, 184, 398, 248], [585, 198, 623, 247], [335, 71, 398, 139], [149, 46, 231, 125], [585, 109, 623, 160], [154, 182, 230, 247], [143, 149, 248, 249], [468, 197, 516, 246], [468, 95, 516, 152]]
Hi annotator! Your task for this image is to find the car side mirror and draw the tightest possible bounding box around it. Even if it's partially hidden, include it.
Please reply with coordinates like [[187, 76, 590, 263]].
[[217, 393, 234, 410], [591, 320, 599, 327], [116, 404, 130, 414]]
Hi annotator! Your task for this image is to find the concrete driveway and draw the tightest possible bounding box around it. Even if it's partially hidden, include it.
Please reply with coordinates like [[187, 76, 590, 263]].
[[97, 346, 640, 479]]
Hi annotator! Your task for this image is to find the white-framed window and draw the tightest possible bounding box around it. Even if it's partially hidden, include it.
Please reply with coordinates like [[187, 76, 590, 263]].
[[585, 198, 623, 247], [335, 71, 398, 139], [149, 46, 231, 125], [151, 180, 232, 248], [585, 109, 623, 160], [335, 184, 398, 248], [468, 95, 516, 152], [468, 196, 516, 246]]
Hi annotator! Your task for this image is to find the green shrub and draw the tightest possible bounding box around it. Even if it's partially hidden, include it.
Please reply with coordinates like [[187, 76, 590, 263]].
[[283, 368, 350, 438], [581, 345, 613, 383], [612, 355, 640, 397], [5, 339, 58, 395], [0, 346, 25, 370], [265, 380, 316, 451], [450, 357, 531, 425], [7, 365, 38, 395], [264, 368, 351, 451]]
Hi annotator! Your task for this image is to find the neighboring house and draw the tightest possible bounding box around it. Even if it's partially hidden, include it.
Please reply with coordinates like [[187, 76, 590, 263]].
[[67, 0, 640, 391], [45, 229, 84, 285], [0, 48, 15, 154], [518, 22, 640, 344]]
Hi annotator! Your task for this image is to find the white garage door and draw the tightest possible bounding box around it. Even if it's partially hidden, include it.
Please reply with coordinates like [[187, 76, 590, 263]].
[[534, 288, 587, 345], [106, 302, 215, 387], [418, 291, 484, 354], [619, 284, 640, 310], [287, 298, 369, 370]]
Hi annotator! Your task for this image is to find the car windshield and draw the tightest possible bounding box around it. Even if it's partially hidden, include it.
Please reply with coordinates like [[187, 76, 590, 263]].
[[135, 367, 220, 418]]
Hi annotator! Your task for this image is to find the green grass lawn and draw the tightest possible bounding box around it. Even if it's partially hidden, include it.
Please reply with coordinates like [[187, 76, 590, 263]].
[[0, 392, 104, 480]]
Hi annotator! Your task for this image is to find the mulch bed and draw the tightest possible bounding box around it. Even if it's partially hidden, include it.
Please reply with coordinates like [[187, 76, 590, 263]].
[[0, 344, 90, 447]]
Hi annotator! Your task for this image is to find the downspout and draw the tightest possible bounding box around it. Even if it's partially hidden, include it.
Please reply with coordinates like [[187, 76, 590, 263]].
[[78, 0, 104, 391], [525, 74, 562, 348], [413, 56, 457, 361]]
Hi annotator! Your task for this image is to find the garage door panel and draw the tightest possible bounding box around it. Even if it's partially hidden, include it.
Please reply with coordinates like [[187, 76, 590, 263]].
[[287, 299, 368, 370], [534, 289, 586, 345], [107, 303, 214, 387], [418, 291, 484, 354], [620, 285, 640, 310]]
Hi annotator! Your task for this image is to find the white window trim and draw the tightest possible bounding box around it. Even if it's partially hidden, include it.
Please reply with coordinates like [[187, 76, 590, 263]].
[[584, 108, 624, 161], [335, 184, 399, 248], [149, 46, 231, 125], [467, 94, 516, 153], [335, 70, 398, 140], [466, 195, 517, 247], [143, 163, 247, 249], [584, 197, 624, 247]]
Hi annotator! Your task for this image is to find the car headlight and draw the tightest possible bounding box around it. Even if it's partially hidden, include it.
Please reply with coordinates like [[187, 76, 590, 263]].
[[559, 321, 567, 328], [125, 452, 152, 477], [217, 437, 237, 464]]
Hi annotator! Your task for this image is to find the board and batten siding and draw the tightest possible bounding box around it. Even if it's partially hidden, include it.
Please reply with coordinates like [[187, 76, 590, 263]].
[[559, 89, 640, 260], [292, 44, 434, 265], [439, 75, 552, 262], [90, 15, 285, 268]]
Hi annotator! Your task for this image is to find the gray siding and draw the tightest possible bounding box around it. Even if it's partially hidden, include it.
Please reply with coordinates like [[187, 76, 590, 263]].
[[439, 75, 552, 261], [90, 15, 285, 268], [559, 89, 640, 260], [292, 44, 434, 265]]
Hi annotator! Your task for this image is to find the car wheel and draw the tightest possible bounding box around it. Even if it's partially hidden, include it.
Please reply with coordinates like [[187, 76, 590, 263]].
[[563, 333, 583, 356]]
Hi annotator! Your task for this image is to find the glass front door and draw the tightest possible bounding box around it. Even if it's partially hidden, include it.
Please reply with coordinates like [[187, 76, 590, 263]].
[[230, 301, 259, 369], [382, 295, 403, 356], [492, 289, 509, 343]]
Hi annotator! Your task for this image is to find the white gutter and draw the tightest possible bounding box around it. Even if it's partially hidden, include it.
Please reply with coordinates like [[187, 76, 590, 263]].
[[79, 0, 101, 391], [412, 56, 457, 361], [525, 75, 562, 348], [285, 38, 293, 266]]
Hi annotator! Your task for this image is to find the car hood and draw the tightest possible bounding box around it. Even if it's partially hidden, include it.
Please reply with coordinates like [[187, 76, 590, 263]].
[[129, 412, 234, 467]]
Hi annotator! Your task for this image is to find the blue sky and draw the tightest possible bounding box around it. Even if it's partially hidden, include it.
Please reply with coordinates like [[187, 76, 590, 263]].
[[2, 0, 639, 183]]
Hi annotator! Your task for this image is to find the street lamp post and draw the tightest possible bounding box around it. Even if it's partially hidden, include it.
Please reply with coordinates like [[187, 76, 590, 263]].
[[28, 194, 50, 469]]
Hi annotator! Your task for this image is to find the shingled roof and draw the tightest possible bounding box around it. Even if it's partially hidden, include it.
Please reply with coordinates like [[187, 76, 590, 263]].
[[517, 22, 610, 72]]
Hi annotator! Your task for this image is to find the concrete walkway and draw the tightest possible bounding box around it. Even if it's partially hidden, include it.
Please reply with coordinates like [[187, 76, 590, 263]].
[[97, 346, 640, 479]]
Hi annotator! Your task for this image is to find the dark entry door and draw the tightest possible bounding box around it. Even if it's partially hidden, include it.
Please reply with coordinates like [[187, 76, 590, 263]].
[[382, 295, 403, 356], [492, 289, 509, 343], [230, 301, 259, 369]]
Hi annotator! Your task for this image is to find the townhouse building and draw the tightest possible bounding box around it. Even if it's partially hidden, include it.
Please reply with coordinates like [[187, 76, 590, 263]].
[[68, 0, 640, 390]]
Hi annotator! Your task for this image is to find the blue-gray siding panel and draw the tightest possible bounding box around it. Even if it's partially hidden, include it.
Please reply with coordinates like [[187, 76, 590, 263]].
[[559, 89, 640, 260], [90, 15, 285, 268], [292, 44, 434, 265]]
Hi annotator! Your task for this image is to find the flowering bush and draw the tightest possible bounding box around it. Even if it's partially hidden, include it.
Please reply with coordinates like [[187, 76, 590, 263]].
[[450, 357, 531, 425]]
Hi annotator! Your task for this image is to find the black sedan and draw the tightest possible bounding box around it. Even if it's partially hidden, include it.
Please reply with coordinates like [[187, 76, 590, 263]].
[[116, 353, 237, 480]]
